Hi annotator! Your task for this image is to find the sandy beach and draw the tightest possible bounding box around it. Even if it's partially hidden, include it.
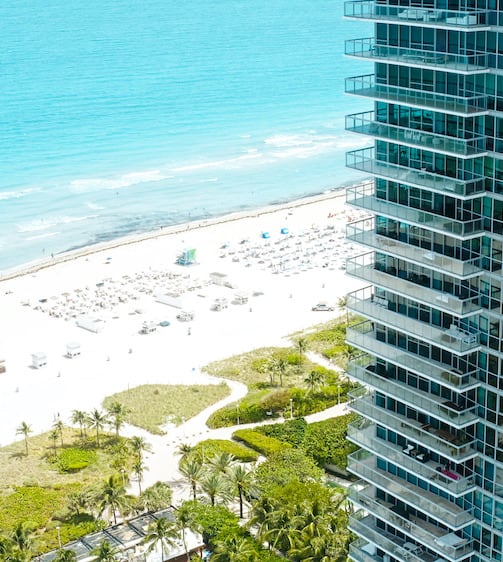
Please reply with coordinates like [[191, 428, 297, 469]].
[[0, 189, 368, 448]]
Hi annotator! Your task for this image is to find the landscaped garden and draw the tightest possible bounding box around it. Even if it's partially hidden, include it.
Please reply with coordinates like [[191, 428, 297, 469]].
[[0, 316, 359, 561], [204, 315, 359, 427]]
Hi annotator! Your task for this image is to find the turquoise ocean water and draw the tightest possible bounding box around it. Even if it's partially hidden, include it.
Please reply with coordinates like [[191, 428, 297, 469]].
[[0, 0, 371, 272]]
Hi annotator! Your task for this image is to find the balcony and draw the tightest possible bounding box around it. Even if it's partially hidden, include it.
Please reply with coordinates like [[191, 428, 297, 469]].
[[349, 538, 383, 562], [348, 482, 475, 559], [346, 352, 478, 428], [346, 283, 480, 352], [349, 389, 478, 461], [346, 322, 480, 391], [347, 449, 475, 528], [346, 147, 485, 197], [347, 421, 477, 496], [347, 218, 483, 276], [346, 252, 482, 320], [349, 512, 433, 562], [346, 182, 485, 240], [346, 74, 488, 117], [346, 37, 489, 74], [344, 1, 489, 29], [346, 111, 487, 158]]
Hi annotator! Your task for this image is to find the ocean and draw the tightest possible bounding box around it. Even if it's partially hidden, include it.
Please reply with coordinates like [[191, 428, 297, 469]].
[[0, 0, 371, 272]]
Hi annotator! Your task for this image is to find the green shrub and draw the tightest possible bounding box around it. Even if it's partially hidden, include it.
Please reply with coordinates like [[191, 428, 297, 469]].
[[256, 418, 308, 447], [41, 515, 105, 553], [232, 430, 291, 457], [0, 485, 78, 531], [191, 440, 258, 462], [57, 448, 97, 473], [259, 389, 291, 415], [301, 413, 358, 469], [183, 501, 242, 546]]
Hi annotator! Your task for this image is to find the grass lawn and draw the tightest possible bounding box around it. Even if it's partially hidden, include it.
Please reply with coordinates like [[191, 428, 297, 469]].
[[0, 428, 118, 496], [103, 383, 231, 435], [0, 428, 125, 550]]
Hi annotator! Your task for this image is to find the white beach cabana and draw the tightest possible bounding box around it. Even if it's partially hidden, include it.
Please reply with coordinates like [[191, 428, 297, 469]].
[[66, 342, 81, 358], [32, 352, 47, 369], [76, 316, 105, 333]]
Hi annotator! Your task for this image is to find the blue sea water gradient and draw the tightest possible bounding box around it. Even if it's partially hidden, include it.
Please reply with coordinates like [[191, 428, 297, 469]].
[[0, 0, 371, 272]]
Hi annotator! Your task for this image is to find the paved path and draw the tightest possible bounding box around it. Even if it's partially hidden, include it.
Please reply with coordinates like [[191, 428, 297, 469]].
[[121, 352, 349, 502]]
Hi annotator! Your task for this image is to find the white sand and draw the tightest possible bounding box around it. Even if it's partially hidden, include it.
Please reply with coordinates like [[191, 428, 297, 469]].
[[0, 190, 368, 448]]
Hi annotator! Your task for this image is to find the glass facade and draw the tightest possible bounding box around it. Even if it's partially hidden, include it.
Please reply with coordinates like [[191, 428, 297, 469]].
[[344, 2, 503, 561]]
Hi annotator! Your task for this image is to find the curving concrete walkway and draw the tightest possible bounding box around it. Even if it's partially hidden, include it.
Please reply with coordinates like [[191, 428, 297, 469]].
[[121, 353, 349, 502]]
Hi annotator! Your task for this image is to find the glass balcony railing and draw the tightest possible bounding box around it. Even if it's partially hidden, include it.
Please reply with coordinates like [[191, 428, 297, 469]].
[[349, 389, 478, 460], [346, 111, 487, 157], [346, 350, 478, 427], [346, 146, 486, 196], [346, 74, 488, 116], [346, 218, 483, 276], [347, 422, 477, 496], [348, 481, 475, 558], [346, 252, 482, 320], [344, 1, 489, 29], [349, 512, 430, 562], [346, 37, 489, 73], [346, 182, 485, 240], [349, 538, 382, 562], [346, 322, 480, 391], [347, 449, 475, 528]]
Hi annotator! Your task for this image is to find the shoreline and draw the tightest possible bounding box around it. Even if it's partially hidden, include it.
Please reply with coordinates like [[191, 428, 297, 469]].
[[0, 188, 349, 282], [0, 187, 368, 447]]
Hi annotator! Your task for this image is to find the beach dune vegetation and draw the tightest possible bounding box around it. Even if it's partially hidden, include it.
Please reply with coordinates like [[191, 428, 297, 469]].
[[102, 383, 230, 435]]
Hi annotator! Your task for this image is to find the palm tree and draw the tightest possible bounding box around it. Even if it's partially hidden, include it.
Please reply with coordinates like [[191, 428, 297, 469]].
[[0, 535, 13, 559], [98, 476, 129, 525], [304, 370, 325, 394], [207, 451, 236, 475], [106, 401, 129, 438], [227, 464, 253, 518], [71, 409, 88, 439], [266, 358, 277, 387], [137, 482, 173, 513], [9, 522, 35, 558], [90, 539, 120, 562], [53, 549, 77, 562], [337, 295, 348, 325], [257, 507, 297, 554], [16, 422, 32, 455], [274, 357, 289, 387], [179, 458, 203, 501], [132, 458, 148, 495], [211, 535, 259, 562], [296, 338, 307, 371], [67, 489, 94, 517], [87, 409, 108, 448], [129, 435, 152, 463], [49, 429, 59, 458], [142, 517, 179, 562], [175, 442, 194, 457], [174, 503, 194, 562], [53, 418, 65, 447], [199, 472, 231, 506]]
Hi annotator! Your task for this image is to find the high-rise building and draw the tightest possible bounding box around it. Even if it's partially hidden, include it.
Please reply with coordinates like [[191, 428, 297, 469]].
[[343, 2, 503, 561]]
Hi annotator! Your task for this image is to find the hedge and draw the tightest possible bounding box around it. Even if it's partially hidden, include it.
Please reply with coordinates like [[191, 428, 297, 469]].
[[255, 418, 308, 447], [232, 429, 291, 457], [191, 439, 258, 462]]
